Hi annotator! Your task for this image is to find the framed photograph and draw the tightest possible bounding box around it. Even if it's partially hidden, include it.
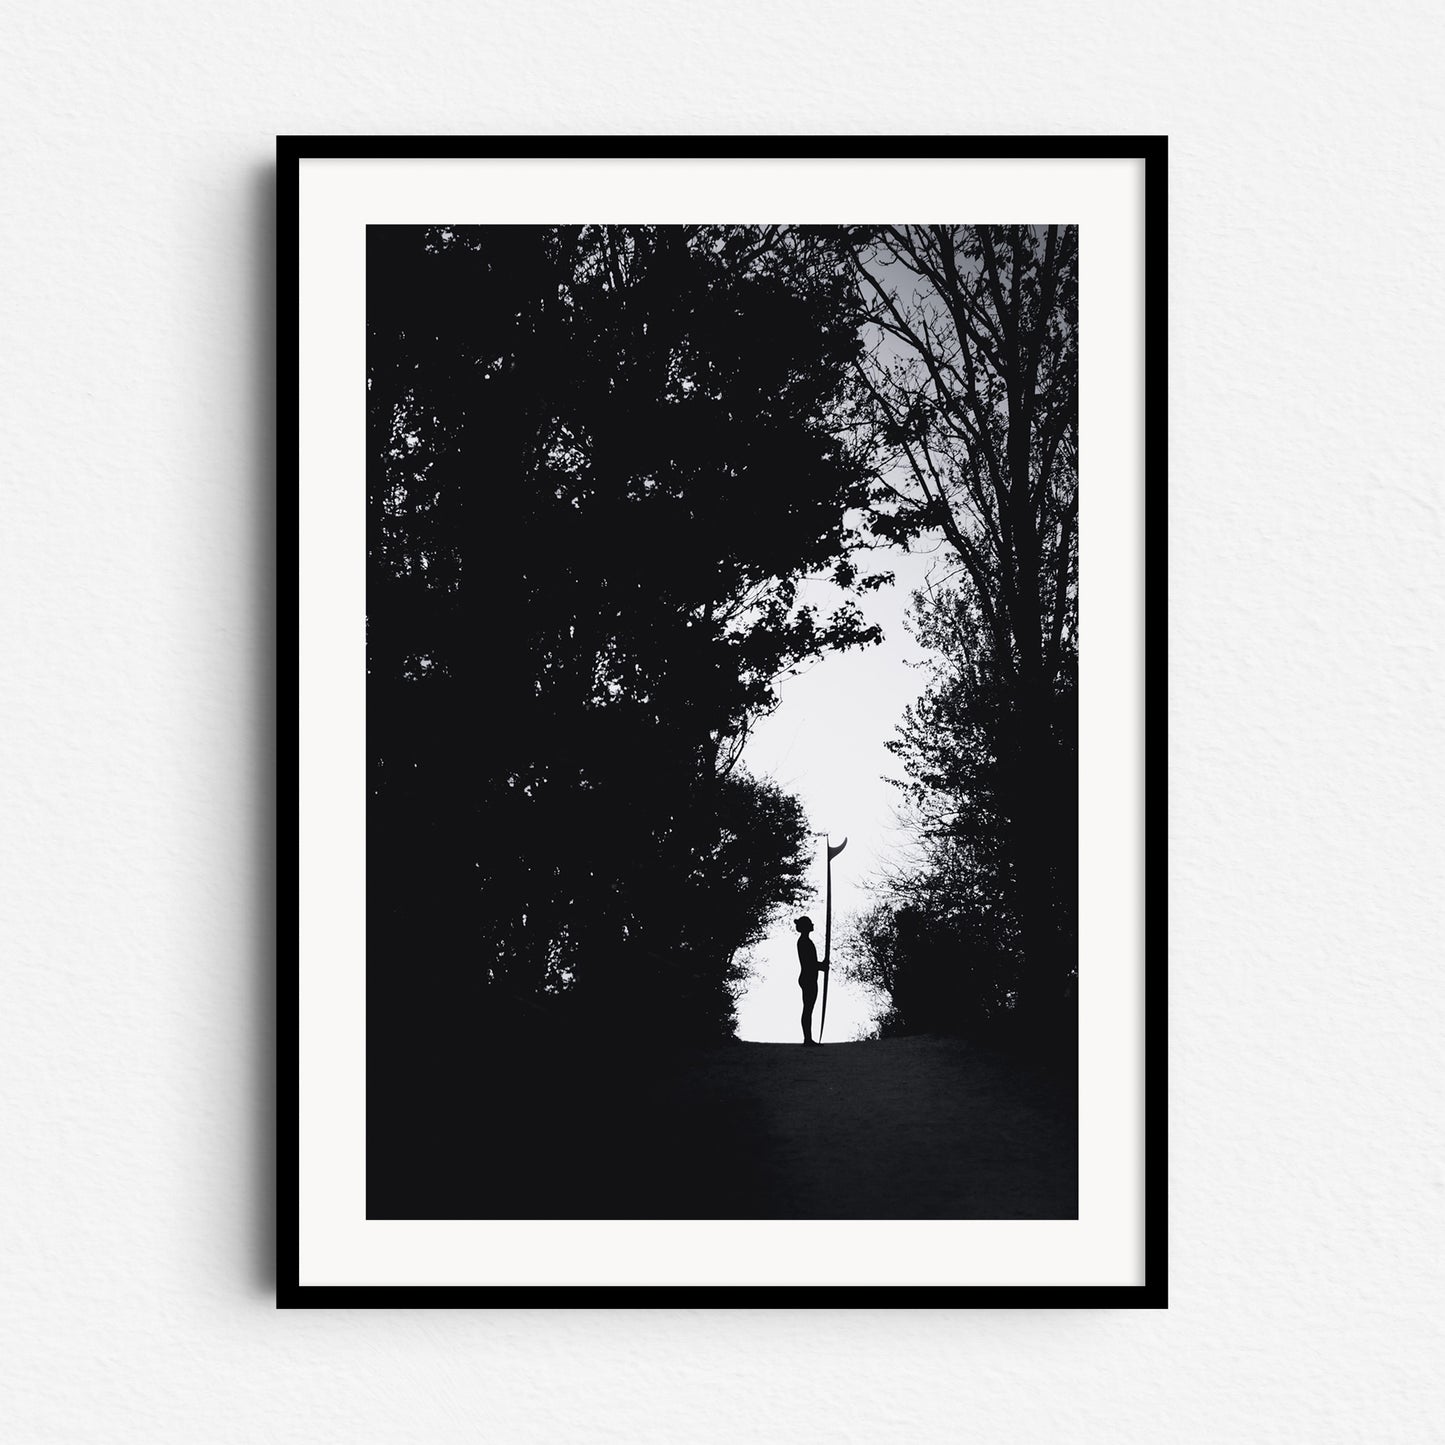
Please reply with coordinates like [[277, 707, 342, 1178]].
[[280, 135, 1166, 1306]]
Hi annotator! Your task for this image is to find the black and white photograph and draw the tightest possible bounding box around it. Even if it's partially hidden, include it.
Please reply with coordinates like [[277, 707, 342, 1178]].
[[11, 0, 1445, 1434], [365, 220, 1084, 1225], [285, 142, 1162, 1300]]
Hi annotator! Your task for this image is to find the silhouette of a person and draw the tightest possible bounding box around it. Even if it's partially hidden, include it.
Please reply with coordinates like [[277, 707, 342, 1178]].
[[795, 915, 825, 1045]]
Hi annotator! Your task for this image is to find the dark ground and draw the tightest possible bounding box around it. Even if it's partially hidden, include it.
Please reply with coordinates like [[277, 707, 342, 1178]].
[[369, 1033, 1077, 1220]]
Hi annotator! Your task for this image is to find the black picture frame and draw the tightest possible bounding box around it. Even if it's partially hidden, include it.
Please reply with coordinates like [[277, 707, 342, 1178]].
[[278, 134, 1167, 1308]]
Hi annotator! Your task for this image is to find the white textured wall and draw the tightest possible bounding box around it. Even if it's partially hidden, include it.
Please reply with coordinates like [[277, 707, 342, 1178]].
[[3, 3, 1443, 1439]]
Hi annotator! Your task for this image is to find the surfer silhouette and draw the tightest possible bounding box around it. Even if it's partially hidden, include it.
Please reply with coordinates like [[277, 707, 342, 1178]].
[[795, 915, 826, 1044]]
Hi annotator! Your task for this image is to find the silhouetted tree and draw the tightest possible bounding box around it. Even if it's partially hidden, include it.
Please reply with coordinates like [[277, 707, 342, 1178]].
[[844, 897, 1017, 1038], [367, 225, 881, 1042], [850, 225, 1078, 1019]]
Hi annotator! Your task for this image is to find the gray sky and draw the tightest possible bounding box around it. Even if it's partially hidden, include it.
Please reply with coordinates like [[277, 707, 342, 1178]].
[[734, 541, 943, 1041]]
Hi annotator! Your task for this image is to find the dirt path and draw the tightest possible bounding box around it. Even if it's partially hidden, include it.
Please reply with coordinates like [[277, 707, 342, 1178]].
[[652, 1035, 1077, 1219], [372, 1031, 1075, 1220]]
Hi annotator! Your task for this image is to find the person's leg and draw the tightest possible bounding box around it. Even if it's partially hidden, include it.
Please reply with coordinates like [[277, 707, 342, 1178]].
[[800, 974, 818, 1043]]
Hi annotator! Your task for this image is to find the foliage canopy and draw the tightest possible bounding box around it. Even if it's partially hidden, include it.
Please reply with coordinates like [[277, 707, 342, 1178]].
[[367, 225, 883, 1041]]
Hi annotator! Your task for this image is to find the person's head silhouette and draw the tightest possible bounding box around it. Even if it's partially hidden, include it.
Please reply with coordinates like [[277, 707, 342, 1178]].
[[795, 916, 813, 935]]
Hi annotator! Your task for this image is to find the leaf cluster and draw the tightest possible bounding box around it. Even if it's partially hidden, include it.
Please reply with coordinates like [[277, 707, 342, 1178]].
[[366, 225, 879, 1039]]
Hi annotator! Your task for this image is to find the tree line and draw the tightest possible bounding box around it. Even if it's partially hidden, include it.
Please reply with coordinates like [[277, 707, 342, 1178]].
[[843, 225, 1079, 1044], [367, 223, 1077, 1052]]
